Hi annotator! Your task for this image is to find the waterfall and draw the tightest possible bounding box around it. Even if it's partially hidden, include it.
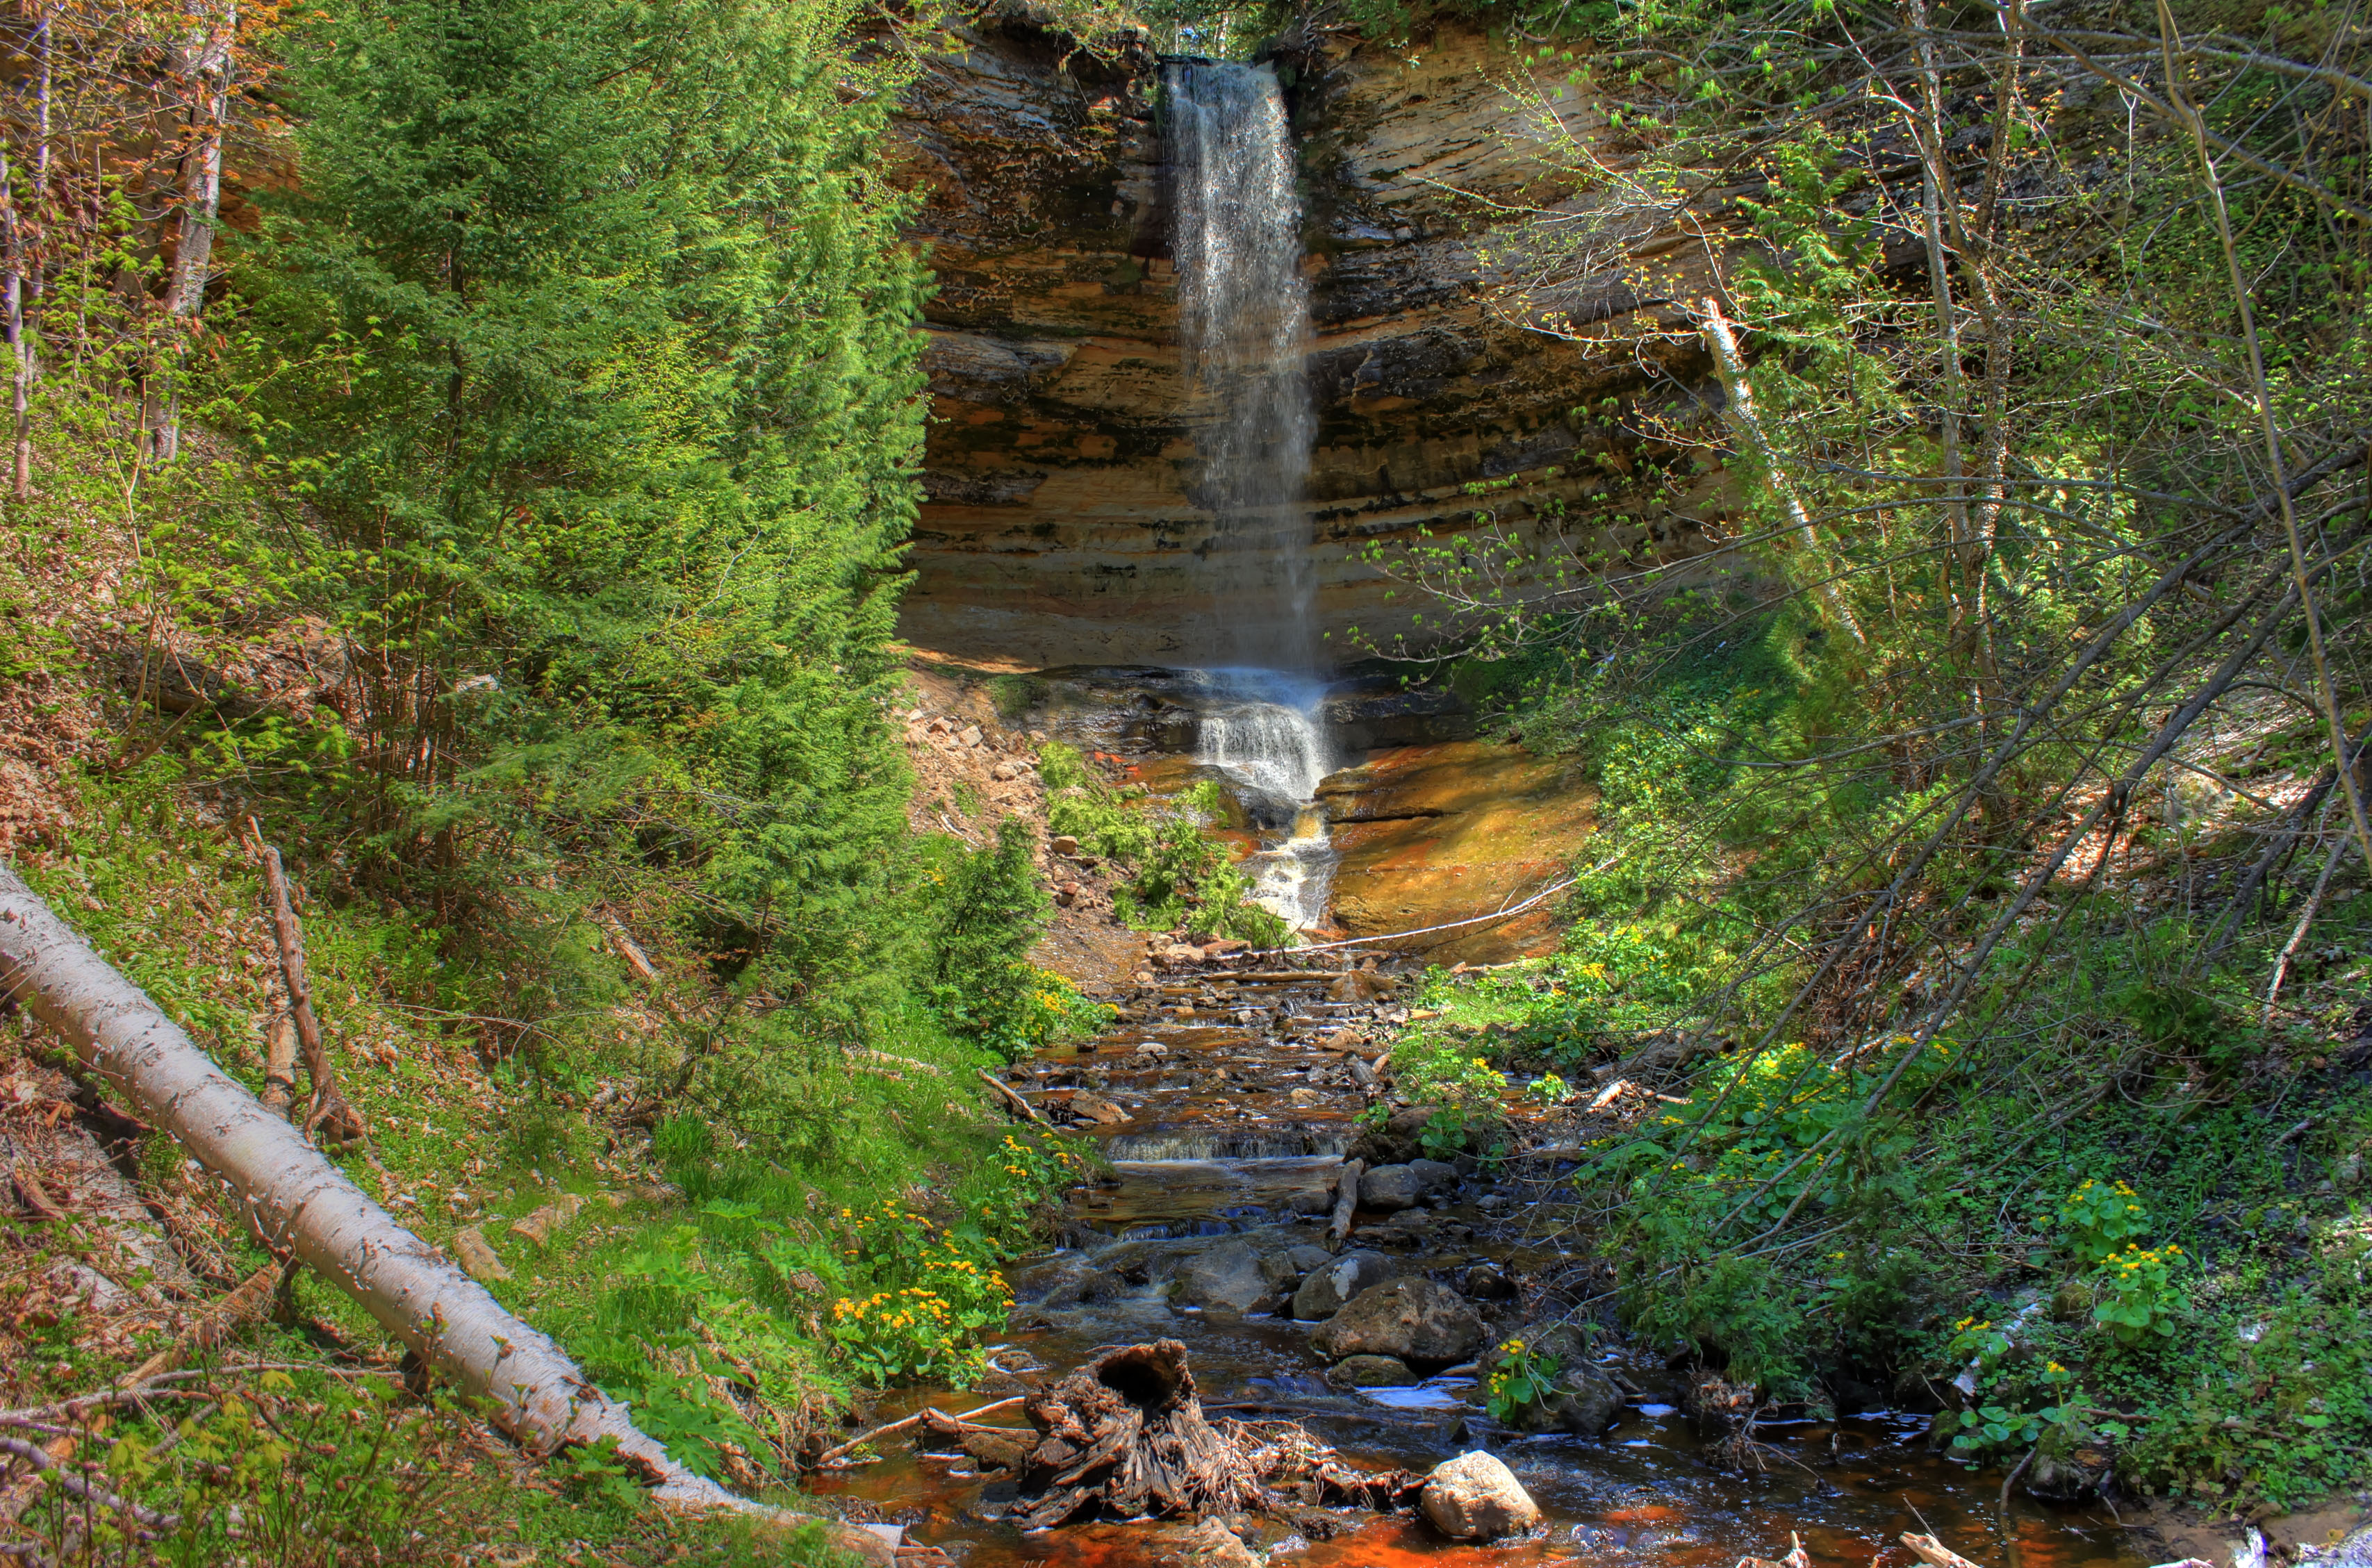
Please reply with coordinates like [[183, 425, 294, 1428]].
[[1166, 60, 1319, 674], [1165, 63, 1336, 932]]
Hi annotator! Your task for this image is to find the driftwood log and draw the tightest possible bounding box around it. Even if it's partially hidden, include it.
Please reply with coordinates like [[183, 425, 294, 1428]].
[[921, 1340, 1426, 1530]]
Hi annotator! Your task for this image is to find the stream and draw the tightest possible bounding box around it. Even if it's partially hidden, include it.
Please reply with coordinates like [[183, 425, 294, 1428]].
[[812, 961, 2159, 1568]]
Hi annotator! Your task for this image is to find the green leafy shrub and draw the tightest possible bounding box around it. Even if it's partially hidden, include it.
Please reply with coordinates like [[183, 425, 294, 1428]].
[[1037, 745, 1288, 943]]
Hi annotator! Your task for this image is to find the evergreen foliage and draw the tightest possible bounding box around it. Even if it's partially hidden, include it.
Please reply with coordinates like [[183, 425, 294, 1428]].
[[238, 0, 932, 1007]]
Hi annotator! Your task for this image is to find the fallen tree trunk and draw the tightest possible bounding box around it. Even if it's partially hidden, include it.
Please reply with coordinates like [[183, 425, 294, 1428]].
[[0, 861, 885, 1559]]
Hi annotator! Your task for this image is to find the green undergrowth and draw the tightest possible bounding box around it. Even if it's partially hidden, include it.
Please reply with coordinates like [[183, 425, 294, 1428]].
[[6, 761, 1087, 1548], [1378, 620, 2372, 1512], [1038, 741, 1290, 944]]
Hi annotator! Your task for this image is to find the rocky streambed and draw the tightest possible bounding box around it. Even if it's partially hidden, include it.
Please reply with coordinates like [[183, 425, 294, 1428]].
[[810, 949, 2161, 1568]]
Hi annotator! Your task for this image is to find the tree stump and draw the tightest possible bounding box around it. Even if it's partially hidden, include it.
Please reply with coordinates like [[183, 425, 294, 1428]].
[[1007, 1339, 1265, 1528]]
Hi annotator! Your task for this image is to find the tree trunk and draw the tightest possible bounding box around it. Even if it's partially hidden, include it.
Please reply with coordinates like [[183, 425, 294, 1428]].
[[143, 1, 233, 464], [0, 861, 888, 1560], [8, 8, 46, 502], [1697, 299, 1866, 648]]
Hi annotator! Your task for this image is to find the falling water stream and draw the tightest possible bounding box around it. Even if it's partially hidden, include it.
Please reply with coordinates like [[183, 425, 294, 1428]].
[[1167, 60, 1339, 932]]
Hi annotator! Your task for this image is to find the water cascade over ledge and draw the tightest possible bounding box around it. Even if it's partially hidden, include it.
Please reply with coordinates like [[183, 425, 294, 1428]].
[[1166, 60, 1337, 932]]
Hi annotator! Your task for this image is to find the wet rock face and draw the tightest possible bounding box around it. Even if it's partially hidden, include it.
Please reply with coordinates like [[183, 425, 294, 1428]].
[[1420, 1450, 1542, 1542], [886, 18, 1729, 670], [1310, 1276, 1484, 1366]]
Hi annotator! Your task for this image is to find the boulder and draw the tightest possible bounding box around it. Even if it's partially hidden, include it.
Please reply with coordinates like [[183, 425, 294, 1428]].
[[1409, 1157, 1460, 1194], [1328, 1355, 1419, 1389], [1420, 1451, 1540, 1542], [1359, 1163, 1426, 1211], [1479, 1323, 1622, 1436], [1310, 1278, 1484, 1367], [1291, 1251, 1397, 1320], [1172, 1239, 1272, 1314], [1285, 1244, 1333, 1273]]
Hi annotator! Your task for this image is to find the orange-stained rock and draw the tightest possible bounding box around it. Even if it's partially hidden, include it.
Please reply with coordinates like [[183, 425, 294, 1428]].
[[1319, 741, 1595, 964]]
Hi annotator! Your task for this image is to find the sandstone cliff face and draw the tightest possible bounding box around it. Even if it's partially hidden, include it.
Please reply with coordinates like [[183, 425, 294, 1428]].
[[890, 16, 1729, 671]]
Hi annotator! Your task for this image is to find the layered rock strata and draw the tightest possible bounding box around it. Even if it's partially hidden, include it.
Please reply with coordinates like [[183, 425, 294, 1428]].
[[888, 15, 1732, 670]]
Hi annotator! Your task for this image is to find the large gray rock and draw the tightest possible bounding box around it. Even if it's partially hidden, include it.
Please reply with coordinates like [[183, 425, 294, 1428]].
[[1479, 1323, 1622, 1435], [1420, 1451, 1540, 1542], [1292, 1251, 1397, 1320], [1310, 1277, 1484, 1366], [1171, 1239, 1271, 1313], [1285, 1244, 1333, 1273]]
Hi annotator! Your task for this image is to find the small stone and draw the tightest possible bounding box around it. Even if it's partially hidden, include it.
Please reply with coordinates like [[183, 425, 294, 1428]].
[[1420, 1451, 1540, 1542], [1150, 1518, 1260, 1568], [957, 725, 982, 747], [1463, 1263, 1513, 1299], [1051, 834, 1080, 856], [1287, 1087, 1324, 1105], [1328, 1354, 1418, 1388], [452, 1226, 509, 1282], [1070, 1093, 1129, 1124], [991, 761, 1020, 781]]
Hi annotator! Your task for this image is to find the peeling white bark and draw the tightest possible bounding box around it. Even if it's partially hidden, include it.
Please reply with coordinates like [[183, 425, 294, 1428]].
[[0, 861, 888, 1560]]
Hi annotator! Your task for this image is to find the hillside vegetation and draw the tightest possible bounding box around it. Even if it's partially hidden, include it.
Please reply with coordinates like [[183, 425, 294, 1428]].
[[1339, 0, 2372, 1514]]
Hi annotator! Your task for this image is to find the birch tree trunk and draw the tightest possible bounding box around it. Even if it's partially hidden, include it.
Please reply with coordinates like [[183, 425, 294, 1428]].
[[4, 10, 40, 504], [143, 1, 233, 464], [1697, 298, 1867, 648], [0, 861, 889, 1563]]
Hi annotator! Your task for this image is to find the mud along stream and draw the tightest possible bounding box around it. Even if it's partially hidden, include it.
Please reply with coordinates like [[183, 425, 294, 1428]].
[[806, 943, 2157, 1568]]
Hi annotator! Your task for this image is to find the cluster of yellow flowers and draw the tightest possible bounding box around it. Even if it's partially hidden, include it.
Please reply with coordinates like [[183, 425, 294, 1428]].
[[2113, 1241, 2180, 1269], [1483, 1338, 1527, 1396], [832, 1287, 956, 1328]]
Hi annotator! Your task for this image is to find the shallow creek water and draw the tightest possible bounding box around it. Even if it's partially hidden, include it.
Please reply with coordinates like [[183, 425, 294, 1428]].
[[811, 981, 2156, 1568]]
